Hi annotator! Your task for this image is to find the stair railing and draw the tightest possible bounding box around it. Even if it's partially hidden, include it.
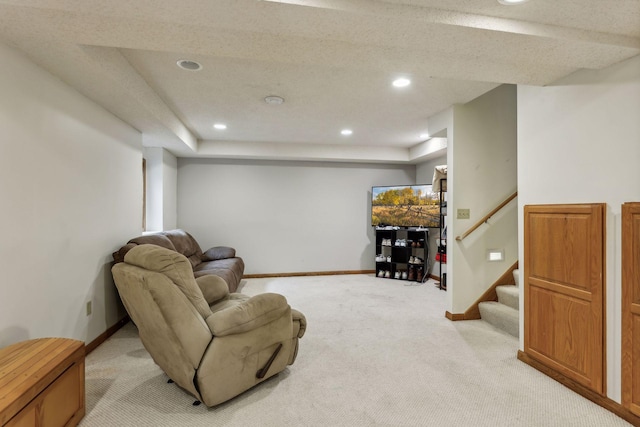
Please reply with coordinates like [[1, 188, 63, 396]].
[[455, 191, 518, 241]]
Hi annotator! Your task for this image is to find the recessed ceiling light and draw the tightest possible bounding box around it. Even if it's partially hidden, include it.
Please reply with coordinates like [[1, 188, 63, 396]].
[[341, 129, 353, 136], [264, 95, 284, 105], [392, 77, 411, 88], [176, 59, 202, 71], [420, 133, 430, 139], [213, 123, 227, 130], [497, 0, 529, 4]]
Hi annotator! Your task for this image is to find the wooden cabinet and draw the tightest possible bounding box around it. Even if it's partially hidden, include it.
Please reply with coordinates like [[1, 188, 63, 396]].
[[524, 203, 605, 394], [622, 202, 640, 416], [0, 338, 85, 427]]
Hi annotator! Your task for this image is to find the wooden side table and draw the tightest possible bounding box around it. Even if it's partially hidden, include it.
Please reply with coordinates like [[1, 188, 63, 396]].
[[0, 338, 85, 427]]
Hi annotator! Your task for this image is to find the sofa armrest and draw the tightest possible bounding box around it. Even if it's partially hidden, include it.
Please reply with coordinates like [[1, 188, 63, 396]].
[[195, 275, 229, 305], [202, 246, 236, 261], [112, 243, 137, 263], [205, 293, 289, 337]]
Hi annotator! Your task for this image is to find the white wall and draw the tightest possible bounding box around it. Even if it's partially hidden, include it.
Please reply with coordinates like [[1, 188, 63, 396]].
[[163, 149, 178, 230], [517, 54, 640, 403], [144, 147, 177, 231], [144, 147, 163, 231], [450, 85, 518, 313], [177, 159, 415, 274], [0, 41, 143, 347]]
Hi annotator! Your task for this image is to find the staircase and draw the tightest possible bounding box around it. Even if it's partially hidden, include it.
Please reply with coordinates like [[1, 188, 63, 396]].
[[478, 269, 520, 337]]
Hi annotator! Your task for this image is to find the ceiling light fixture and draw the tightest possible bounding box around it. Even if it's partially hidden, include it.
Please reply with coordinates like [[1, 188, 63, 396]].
[[213, 123, 227, 130], [497, 0, 530, 5], [420, 133, 430, 139], [392, 77, 411, 88], [341, 129, 353, 136], [264, 95, 284, 105], [176, 59, 202, 71]]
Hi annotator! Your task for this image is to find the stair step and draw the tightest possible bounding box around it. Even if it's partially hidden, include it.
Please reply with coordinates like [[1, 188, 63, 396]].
[[478, 301, 519, 338], [513, 268, 520, 287], [496, 285, 519, 311]]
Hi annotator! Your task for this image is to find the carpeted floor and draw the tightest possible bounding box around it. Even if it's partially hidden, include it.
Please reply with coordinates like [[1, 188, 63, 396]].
[[81, 275, 631, 426]]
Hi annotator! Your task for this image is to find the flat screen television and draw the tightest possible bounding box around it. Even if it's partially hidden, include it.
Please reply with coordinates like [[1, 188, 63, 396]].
[[371, 184, 440, 228]]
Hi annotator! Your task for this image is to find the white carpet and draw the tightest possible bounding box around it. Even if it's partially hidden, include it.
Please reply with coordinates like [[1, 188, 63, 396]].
[[81, 275, 631, 426]]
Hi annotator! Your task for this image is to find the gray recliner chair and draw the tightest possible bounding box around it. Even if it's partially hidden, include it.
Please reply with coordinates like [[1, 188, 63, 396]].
[[111, 244, 307, 407]]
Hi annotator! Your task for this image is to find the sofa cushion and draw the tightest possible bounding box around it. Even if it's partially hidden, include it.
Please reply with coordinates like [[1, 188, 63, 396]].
[[130, 234, 176, 251], [202, 246, 236, 261], [163, 230, 202, 258], [194, 258, 244, 293]]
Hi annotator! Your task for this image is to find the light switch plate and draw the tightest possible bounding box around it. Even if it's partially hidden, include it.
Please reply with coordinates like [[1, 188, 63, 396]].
[[457, 208, 470, 219]]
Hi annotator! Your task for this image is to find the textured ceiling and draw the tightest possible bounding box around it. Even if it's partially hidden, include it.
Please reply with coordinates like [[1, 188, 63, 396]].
[[0, 0, 638, 162]]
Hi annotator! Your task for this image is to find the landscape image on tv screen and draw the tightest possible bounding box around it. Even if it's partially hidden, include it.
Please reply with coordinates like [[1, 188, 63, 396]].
[[371, 184, 440, 228]]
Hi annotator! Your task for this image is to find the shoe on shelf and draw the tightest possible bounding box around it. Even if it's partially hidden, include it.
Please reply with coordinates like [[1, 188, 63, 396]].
[[401, 271, 408, 280], [394, 271, 400, 279], [408, 267, 415, 281], [416, 267, 424, 282], [408, 256, 415, 264], [386, 255, 391, 262], [384, 270, 391, 278], [377, 270, 384, 277], [414, 257, 423, 264]]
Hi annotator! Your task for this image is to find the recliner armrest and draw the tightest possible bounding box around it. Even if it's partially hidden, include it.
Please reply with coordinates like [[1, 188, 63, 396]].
[[202, 246, 236, 261], [291, 308, 307, 338], [205, 293, 289, 337]]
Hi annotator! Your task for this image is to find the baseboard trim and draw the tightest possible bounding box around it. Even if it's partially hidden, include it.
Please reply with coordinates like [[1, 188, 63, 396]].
[[244, 270, 375, 279], [517, 350, 640, 426], [85, 316, 130, 355], [445, 311, 465, 321]]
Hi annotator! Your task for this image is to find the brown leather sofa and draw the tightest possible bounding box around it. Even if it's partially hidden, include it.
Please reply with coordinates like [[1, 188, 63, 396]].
[[113, 229, 244, 292]]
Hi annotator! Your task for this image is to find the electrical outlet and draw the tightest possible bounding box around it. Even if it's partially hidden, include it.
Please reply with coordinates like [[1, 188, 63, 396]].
[[457, 208, 470, 219], [86, 301, 92, 316]]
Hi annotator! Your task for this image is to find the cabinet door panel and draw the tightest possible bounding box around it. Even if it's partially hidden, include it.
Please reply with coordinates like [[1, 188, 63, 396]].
[[524, 203, 605, 394], [622, 203, 640, 415]]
